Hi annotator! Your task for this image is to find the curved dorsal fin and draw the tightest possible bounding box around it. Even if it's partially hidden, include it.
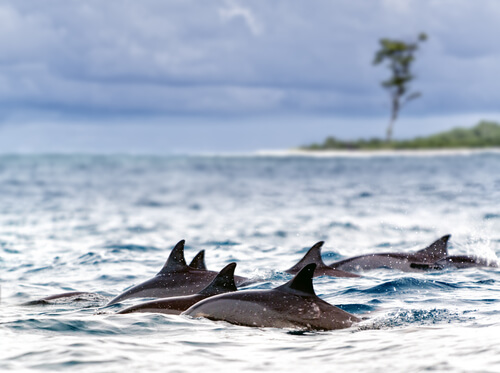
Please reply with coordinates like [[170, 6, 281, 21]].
[[277, 263, 316, 296], [284, 241, 326, 274], [198, 263, 237, 295], [189, 250, 207, 270], [157, 240, 189, 274], [415, 234, 450, 262]]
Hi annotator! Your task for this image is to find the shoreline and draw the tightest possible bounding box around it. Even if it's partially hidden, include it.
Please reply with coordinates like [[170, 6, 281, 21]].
[[256, 147, 500, 158], [1, 147, 500, 158]]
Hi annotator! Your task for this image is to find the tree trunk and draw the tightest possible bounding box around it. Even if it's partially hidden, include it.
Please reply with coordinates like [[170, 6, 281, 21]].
[[386, 96, 399, 143], [386, 119, 394, 143]]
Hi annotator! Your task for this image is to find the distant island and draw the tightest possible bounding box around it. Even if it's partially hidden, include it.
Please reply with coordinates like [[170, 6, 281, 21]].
[[302, 121, 500, 150]]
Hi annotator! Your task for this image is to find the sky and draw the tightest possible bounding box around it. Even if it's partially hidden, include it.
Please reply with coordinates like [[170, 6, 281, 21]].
[[1, 0, 500, 153]]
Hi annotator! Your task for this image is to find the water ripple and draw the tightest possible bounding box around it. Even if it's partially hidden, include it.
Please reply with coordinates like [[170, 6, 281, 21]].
[[1, 154, 500, 373]]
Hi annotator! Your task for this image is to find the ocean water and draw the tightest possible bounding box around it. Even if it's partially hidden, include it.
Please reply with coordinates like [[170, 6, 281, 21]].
[[1, 152, 499, 372]]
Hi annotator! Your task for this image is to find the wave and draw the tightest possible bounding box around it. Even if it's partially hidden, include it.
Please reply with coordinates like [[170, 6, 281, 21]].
[[102, 245, 161, 253], [358, 308, 474, 330]]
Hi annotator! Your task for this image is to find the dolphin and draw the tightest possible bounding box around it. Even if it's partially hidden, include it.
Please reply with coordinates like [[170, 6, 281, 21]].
[[117, 262, 238, 315], [21, 291, 99, 306], [106, 240, 248, 306], [328, 235, 451, 272], [189, 250, 207, 270], [410, 255, 499, 270], [189, 248, 255, 286], [183, 263, 360, 331], [285, 241, 360, 278], [23, 250, 210, 307]]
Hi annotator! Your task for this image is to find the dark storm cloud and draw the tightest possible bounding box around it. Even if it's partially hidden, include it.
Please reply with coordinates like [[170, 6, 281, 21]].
[[0, 0, 499, 119]]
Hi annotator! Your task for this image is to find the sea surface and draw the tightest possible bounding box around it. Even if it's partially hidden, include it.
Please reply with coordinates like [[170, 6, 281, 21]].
[[1, 152, 499, 372]]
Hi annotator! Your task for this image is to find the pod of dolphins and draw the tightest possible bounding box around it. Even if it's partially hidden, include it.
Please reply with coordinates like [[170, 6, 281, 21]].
[[24, 235, 498, 331]]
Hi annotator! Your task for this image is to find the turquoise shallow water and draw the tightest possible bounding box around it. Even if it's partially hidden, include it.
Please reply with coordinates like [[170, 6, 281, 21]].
[[1, 153, 500, 372]]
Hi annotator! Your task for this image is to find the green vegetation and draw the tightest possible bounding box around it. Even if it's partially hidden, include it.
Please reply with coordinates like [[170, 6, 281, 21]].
[[303, 121, 500, 150], [374, 33, 427, 142]]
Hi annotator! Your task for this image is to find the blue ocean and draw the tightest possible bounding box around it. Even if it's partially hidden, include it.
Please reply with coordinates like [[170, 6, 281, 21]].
[[1, 152, 499, 372]]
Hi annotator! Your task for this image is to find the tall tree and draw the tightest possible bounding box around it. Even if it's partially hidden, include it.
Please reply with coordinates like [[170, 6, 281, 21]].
[[373, 33, 427, 142]]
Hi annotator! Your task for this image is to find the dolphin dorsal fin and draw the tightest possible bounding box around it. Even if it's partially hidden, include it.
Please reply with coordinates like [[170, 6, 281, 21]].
[[285, 241, 326, 273], [189, 250, 207, 270], [157, 240, 189, 274], [198, 263, 237, 295], [415, 235, 450, 262], [278, 263, 317, 296]]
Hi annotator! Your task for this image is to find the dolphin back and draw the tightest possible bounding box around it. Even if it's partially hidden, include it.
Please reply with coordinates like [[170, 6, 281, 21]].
[[413, 234, 450, 262], [411, 255, 500, 270], [285, 242, 359, 278], [106, 240, 221, 306], [22, 292, 98, 306], [117, 294, 207, 315], [285, 242, 325, 274], [184, 264, 360, 331]]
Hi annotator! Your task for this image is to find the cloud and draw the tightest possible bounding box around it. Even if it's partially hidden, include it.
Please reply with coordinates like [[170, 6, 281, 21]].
[[0, 0, 499, 122], [219, 0, 263, 36]]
